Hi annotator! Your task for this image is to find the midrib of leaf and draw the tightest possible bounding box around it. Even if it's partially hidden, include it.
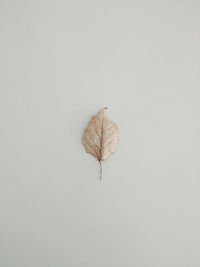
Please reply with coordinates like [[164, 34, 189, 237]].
[[99, 114, 104, 162]]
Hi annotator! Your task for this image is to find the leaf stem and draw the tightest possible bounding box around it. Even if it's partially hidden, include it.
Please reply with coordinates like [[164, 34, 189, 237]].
[[99, 160, 102, 180]]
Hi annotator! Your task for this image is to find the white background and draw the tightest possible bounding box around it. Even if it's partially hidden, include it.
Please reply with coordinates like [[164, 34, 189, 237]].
[[1, 1, 200, 266]]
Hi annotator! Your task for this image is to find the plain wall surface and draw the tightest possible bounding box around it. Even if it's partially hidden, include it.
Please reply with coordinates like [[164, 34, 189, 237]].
[[1, 1, 200, 266]]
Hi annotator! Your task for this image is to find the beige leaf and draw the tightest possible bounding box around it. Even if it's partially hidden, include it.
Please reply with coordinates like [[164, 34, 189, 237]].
[[82, 107, 118, 180]]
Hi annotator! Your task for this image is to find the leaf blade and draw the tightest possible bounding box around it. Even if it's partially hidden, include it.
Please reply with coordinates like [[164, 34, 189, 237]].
[[82, 108, 118, 162]]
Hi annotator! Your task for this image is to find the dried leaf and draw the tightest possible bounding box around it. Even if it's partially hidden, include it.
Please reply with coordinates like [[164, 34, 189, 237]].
[[82, 107, 118, 180]]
